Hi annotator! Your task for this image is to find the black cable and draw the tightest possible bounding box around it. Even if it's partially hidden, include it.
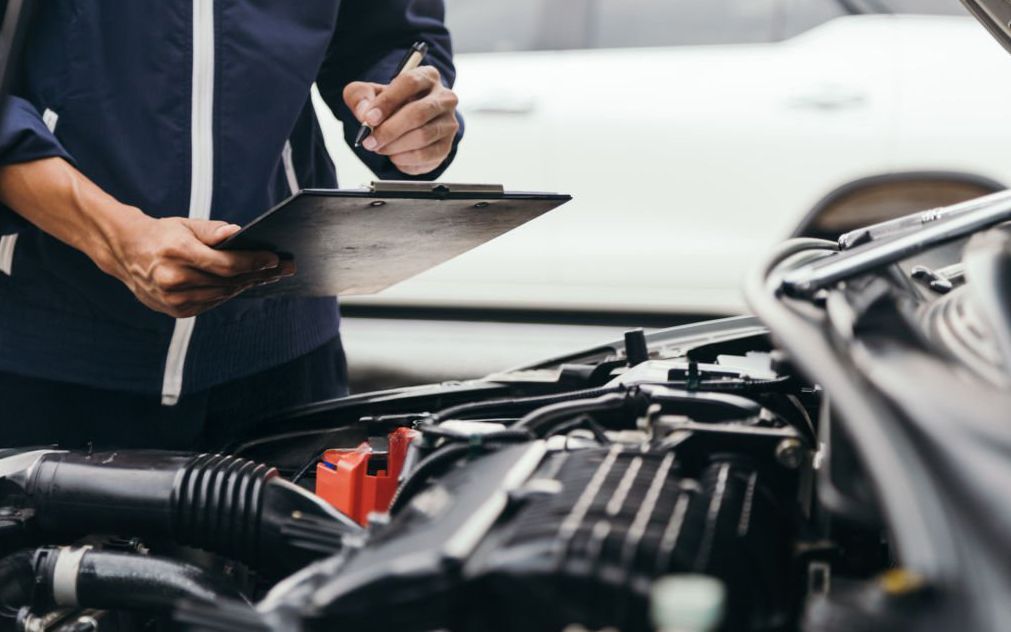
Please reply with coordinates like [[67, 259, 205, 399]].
[[290, 449, 326, 485], [514, 392, 635, 434], [429, 385, 624, 424]]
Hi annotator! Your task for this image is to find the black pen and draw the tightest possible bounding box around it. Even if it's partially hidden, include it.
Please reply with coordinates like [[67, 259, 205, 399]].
[[354, 41, 430, 148]]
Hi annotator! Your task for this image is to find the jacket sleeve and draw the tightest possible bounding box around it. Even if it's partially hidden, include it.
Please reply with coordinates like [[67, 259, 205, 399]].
[[0, 96, 75, 232], [315, 0, 464, 181]]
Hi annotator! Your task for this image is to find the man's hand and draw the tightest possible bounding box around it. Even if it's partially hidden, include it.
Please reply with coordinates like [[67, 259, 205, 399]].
[[344, 66, 459, 176], [102, 215, 295, 318], [0, 157, 292, 319]]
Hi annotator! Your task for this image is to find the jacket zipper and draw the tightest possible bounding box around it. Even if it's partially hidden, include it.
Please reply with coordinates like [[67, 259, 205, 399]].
[[162, 0, 216, 406], [0, 110, 60, 277]]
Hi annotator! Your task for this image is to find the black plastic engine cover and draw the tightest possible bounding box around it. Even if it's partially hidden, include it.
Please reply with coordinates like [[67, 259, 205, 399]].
[[307, 443, 795, 632], [461, 449, 794, 631]]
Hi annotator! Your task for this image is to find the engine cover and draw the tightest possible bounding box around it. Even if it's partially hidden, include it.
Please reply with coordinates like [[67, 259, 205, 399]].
[[306, 443, 795, 632]]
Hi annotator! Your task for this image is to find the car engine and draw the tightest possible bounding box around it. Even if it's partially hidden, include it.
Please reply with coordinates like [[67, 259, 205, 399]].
[[2, 190, 1011, 631], [0, 324, 821, 632]]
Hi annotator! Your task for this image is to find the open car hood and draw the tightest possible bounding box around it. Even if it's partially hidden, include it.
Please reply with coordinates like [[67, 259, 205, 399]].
[[961, 0, 1011, 53]]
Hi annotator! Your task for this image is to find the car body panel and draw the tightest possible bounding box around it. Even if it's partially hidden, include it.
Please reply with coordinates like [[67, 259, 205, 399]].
[[320, 14, 1011, 316]]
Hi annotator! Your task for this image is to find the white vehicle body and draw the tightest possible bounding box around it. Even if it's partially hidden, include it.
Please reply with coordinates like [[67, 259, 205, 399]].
[[319, 13, 1011, 316], [316, 6, 1011, 388]]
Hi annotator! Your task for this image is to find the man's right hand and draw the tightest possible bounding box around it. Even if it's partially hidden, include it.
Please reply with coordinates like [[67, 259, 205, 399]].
[[0, 157, 291, 319], [102, 215, 295, 318]]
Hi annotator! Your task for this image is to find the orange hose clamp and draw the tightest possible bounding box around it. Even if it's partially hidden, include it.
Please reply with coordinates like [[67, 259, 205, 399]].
[[314, 427, 417, 526]]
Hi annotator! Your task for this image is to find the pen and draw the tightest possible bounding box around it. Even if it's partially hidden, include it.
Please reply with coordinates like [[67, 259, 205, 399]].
[[354, 41, 430, 148]]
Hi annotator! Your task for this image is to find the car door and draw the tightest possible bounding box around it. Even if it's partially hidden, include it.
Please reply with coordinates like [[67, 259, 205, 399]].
[[532, 0, 897, 313]]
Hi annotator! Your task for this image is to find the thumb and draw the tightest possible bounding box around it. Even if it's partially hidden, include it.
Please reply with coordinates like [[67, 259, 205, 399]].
[[343, 81, 383, 123], [183, 219, 241, 246]]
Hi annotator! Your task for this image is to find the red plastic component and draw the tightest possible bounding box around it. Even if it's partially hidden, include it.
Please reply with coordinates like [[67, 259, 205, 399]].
[[314, 427, 417, 526]]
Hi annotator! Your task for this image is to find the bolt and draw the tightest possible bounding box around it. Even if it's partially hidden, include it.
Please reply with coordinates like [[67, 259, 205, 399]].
[[775, 438, 805, 469]]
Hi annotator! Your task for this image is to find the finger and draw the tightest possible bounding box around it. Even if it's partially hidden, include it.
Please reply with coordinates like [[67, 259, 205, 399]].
[[231, 274, 286, 298], [183, 219, 242, 247], [160, 260, 296, 291], [365, 89, 458, 152], [174, 219, 280, 275], [342, 82, 384, 122], [207, 260, 295, 289], [180, 262, 295, 311], [361, 66, 441, 130], [390, 137, 455, 175], [373, 112, 458, 156], [185, 243, 281, 278]]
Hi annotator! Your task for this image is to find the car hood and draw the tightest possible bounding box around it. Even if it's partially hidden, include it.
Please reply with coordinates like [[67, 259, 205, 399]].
[[961, 0, 1011, 53]]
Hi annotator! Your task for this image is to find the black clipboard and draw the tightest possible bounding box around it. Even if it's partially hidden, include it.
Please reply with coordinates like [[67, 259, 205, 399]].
[[219, 182, 572, 297]]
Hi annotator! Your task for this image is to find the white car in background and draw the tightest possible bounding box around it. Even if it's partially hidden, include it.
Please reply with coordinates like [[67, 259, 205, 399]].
[[314, 0, 1011, 388]]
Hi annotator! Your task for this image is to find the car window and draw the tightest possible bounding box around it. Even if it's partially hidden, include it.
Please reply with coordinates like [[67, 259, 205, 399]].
[[589, 0, 780, 49], [445, 0, 550, 53], [878, 0, 966, 15]]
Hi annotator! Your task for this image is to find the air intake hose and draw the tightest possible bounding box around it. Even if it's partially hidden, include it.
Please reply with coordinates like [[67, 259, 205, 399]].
[[17, 451, 360, 574]]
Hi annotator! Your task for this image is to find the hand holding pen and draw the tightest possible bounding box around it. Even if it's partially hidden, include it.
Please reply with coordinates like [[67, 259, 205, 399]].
[[342, 41, 460, 176]]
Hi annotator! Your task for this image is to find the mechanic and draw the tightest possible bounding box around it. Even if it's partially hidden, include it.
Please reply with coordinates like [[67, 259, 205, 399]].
[[0, 1, 462, 448]]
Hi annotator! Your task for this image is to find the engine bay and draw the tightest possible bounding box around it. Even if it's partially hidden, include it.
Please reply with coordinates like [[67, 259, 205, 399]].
[[3, 191, 1011, 631], [0, 323, 847, 632], [0, 323, 824, 631]]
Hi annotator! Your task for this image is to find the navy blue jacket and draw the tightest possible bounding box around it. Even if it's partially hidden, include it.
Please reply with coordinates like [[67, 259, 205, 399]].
[[0, 1, 461, 403]]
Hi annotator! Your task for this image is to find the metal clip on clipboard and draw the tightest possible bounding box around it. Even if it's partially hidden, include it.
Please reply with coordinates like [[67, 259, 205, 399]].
[[369, 181, 505, 196]]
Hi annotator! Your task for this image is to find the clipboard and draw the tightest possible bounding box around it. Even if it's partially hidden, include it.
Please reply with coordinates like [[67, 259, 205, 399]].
[[219, 182, 572, 297]]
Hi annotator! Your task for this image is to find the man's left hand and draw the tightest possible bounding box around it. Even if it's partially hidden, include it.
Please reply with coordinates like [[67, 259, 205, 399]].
[[343, 66, 460, 176]]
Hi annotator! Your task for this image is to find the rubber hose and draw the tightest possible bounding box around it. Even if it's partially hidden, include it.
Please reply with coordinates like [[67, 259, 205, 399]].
[[430, 386, 624, 423], [20, 451, 359, 574], [32, 547, 246, 612], [514, 392, 633, 434]]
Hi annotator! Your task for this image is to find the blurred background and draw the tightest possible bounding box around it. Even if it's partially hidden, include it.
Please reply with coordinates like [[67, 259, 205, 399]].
[[312, 0, 1011, 391]]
